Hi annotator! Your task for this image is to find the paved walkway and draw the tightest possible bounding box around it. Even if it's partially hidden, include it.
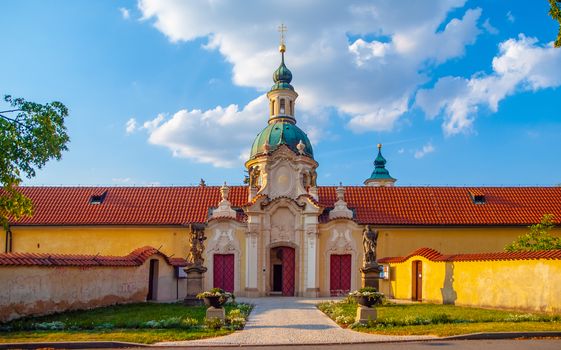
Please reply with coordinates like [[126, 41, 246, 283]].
[[156, 297, 434, 346]]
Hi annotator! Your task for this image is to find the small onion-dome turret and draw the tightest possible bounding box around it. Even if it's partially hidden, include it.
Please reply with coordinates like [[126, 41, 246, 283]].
[[271, 53, 294, 91], [364, 144, 397, 187]]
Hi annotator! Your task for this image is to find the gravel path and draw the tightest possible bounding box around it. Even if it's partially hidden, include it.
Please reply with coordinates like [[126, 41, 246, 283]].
[[156, 297, 434, 346]]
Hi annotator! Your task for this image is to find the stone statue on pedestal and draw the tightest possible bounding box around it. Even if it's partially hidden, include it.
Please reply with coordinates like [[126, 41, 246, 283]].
[[361, 225, 381, 289], [184, 223, 208, 305], [362, 225, 379, 267]]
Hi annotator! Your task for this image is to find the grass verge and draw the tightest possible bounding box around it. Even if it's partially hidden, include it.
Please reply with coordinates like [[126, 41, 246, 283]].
[[0, 302, 252, 344], [318, 297, 561, 337]]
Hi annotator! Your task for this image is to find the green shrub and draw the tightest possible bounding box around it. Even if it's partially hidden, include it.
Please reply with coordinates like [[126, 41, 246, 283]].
[[204, 317, 224, 330], [180, 317, 199, 329], [33, 321, 65, 330]]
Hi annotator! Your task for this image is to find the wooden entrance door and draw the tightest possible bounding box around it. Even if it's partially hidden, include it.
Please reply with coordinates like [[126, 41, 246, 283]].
[[147, 259, 159, 301], [213, 254, 234, 292], [412, 260, 422, 301], [330, 254, 352, 296], [281, 247, 295, 296]]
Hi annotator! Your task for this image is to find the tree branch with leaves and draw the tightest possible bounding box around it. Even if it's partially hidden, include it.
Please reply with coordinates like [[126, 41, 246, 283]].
[[549, 0, 561, 47], [505, 214, 561, 252], [0, 95, 70, 230]]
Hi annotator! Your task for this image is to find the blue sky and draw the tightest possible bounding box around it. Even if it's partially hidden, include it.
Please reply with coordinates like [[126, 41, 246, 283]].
[[2, 0, 560, 186]]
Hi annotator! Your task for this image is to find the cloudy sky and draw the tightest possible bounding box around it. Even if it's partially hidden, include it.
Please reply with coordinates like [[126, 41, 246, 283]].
[[2, 0, 561, 186]]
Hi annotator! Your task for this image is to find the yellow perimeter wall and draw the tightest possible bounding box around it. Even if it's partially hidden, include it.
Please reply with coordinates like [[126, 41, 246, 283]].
[[4, 225, 191, 258], [381, 255, 561, 313]]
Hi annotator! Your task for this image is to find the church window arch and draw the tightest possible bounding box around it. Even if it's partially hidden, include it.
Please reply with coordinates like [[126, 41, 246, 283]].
[[280, 98, 286, 114], [271, 100, 275, 116]]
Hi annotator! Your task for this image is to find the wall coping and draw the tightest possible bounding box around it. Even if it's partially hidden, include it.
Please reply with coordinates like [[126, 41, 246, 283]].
[[378, 247, 561, 263]]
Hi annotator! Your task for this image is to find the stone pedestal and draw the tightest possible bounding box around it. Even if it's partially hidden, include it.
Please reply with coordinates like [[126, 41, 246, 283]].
[[206, 306, 226, 321], [361, 264, 382, 290], [355, 305, 377, 325], [304, 288, 320, 298], [183, 265, 208, 306], [245, 287, 260, 298]]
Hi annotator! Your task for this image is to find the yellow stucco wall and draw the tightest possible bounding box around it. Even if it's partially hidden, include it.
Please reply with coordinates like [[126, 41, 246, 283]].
[[383, 255, 561, 313], [7, 225, 190, 258], [377, 226, 561, 258]]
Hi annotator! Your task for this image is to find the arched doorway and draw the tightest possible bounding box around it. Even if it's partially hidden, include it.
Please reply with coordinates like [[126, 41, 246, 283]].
[[270, 246, 295, 296]]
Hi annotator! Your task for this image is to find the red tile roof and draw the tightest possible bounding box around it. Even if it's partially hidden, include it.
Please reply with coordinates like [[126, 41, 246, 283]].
[[6, 186, 561, 226], [0, 246, 188, 267], [378, 247, 561, 263]]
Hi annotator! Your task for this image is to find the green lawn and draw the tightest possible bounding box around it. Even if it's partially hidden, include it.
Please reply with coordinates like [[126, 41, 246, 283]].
[[0, 302, 252, 344], [318, 298, 561, 336]]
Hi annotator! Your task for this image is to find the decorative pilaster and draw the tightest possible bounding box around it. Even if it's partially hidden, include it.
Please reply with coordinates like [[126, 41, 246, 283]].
[[245, 231, 259, 297], [305, 229, 319, 297]]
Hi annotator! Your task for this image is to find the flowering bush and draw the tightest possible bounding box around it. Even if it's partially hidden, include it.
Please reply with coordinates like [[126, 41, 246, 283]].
[[349, 287, 384, 306]]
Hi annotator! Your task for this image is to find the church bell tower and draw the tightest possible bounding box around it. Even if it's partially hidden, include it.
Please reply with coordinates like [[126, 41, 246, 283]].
[[245, 26, 318, 202]]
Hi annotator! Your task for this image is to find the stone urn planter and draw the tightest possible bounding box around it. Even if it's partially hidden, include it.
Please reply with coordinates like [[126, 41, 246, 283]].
[[203, 296, 226, 308], [197, 288, 234, 323], [349, 287, 384, 325], [354, 295, 378, 307]]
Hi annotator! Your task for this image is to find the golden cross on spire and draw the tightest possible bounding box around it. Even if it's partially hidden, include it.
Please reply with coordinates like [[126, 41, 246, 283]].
[[278, 23, 287, 45]]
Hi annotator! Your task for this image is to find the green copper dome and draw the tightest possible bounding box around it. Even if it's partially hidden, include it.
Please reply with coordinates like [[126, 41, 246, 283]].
[[271, 54, 294, 91], [249, 120, 313, 159]]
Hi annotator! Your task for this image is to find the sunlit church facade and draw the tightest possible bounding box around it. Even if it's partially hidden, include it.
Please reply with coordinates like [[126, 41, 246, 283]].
[[3, 42, 561, 299]]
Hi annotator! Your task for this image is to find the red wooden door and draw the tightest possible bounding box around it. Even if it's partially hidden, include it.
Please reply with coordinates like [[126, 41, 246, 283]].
[[281, 247, 295, 296], [412, 260, 422, 301], [330, 254, 351, 296], [214, 254, 234, 292]]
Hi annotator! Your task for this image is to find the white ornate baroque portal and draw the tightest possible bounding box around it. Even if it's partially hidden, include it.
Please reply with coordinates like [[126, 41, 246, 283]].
[[325, 224, 358, 294], [205, 222, 241, 293]]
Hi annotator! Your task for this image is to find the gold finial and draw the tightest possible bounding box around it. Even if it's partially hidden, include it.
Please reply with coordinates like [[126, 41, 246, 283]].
[[278, 23, 287, 53], [377, 143, 382, 150]]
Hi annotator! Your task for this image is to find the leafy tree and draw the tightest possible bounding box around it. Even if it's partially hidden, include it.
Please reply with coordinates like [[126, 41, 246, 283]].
[[549, 0, 561, 47], [505, 214, 561, 252], [0, 95, 70, 229]]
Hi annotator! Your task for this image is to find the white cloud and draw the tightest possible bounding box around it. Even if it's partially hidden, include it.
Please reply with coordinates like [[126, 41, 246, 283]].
[[482, 18, 498, 35], [112, 177, 131, 183], [144, 95, 268, 167], [138, 0, 480, 135], [119, 7, 131, 20], [398, 148, 405, 154], [125, 118, 137, 134], [143, 113, 165, 131], [414, 142, 435, 159], [416, 35, 561, 136], [506, 11, 515, 23]]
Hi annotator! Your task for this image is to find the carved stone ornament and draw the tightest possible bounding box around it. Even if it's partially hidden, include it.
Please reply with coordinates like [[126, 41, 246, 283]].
[[211, 182, 236, 219], [329, 183, 353, 220], [208, 228, 236, 254], [328, 228, 353, 254], [296, 140, 306, 155], [270, 207, 295, 243]]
